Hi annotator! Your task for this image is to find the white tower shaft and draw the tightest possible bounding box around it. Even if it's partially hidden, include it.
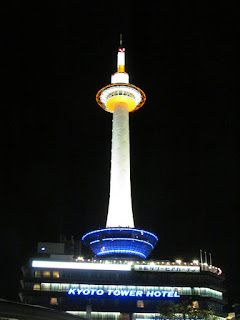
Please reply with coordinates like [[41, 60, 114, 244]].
[[106, 103, 134, 228]]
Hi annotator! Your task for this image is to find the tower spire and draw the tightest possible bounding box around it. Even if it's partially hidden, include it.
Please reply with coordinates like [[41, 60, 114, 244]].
[[120, 34, 123, 47], [117, 45, 125, 73], [82, 40, 158, 259]]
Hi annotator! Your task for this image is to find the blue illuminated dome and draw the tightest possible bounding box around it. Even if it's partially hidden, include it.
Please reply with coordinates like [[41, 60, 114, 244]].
[[82, 228, 158, 259]]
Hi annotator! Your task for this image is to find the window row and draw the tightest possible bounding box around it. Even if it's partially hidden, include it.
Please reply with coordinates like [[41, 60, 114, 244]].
[[34, 270, 59, 278], [106, 90, 135, 99]]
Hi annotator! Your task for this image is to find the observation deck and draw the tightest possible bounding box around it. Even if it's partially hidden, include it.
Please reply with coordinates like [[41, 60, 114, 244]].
[[82, 228, 158, 259], [83, 41, 158, 259], [96, 83, 146, 113]]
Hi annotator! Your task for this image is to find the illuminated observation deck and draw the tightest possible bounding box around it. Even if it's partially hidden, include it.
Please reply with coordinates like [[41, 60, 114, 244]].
[[82, 37, 158, 259]]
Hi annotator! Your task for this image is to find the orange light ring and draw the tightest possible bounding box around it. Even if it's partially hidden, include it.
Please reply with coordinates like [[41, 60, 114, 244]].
[[96, 83, 146, 113]]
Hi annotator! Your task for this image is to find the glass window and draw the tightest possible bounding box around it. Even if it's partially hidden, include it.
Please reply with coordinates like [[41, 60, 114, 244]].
[[62, 283, 70, 292], [193, 287, 200, 295], [53, 271, 59, 278], [33, 284, 40, 291], [137, 300, 144, 308], [50, 297, 58, 305], [34, 270, 41, 277], [51, 283, 60, 291], [200, 288, 207, 296], [41, 283, 50, 291], [43, 271, 50, 277]]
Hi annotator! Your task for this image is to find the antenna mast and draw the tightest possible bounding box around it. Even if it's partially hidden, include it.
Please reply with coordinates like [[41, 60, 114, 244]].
[[120, 34, 123, 47]]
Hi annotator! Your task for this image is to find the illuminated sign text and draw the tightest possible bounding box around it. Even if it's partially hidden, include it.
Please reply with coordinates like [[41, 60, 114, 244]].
[[134, 265, 200, 273], [68, 288, 180, 298]]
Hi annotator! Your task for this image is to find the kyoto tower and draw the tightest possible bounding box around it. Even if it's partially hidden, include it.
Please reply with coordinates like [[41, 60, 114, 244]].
[[82, 36, 158, 259]]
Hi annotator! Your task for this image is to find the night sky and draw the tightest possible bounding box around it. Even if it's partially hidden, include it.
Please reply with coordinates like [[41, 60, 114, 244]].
[[1, 1, 238, 307]]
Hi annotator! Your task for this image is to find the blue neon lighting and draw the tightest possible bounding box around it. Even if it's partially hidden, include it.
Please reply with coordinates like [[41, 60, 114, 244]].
[[101, 238, 154, 249], [82, 227, 158, 259], [96, 249, 146, 259], [89, 239, 100, 245], [82, 227, 158, 242], [68, 288, 180, 298]]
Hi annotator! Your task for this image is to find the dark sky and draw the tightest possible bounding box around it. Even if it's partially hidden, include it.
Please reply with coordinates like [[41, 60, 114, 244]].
[[1, 0, 238, 307]]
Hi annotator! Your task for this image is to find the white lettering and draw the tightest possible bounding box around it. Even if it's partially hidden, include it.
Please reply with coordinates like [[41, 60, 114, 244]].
[[83, 289, 90, 295], [113, 290, 121, 296], [146, 291, 154, 297], [68, 288, 181, 299], [107, 289, 114, 296], [129, 291, 136, 297], [154, 291, 161, 297], [68, 288, 76, 295], [134, 265, 200, 273], [136, 291, 143, 297], [96, 289, 104, 295], [90, 289, 96, 295], [120, 290, 130, 296]]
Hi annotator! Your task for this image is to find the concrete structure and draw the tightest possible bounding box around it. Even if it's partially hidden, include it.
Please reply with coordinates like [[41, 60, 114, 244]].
[[83, 39, 157, 259], [19, 39, 227, 320], [20, 241, 226, 320], [101, 45, 143, 228]]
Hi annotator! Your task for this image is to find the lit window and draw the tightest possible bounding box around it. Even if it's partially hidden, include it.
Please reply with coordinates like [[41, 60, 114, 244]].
[[43, 271, 50, 277], [53, 271, 60, 278], [33, 284, 40, 291], [137, 300, 144, 308], [193, 300, 199, 309], [34, 271, 41, 277], [50, 297, 58, 305]]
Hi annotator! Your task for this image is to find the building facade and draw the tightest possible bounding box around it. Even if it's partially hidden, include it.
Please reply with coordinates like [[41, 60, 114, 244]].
[[20, 41, 227, 320], [20, 241, 226, 320]]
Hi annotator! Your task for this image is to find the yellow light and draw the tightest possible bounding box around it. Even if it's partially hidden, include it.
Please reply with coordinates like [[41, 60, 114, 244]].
[[106, 96, 135, 113], [117, 65, 125, 72], [96, 84, 146, 113], [175, 259, 182, 264]]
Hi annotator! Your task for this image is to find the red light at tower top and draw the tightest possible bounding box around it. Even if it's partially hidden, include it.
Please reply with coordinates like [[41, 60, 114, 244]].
[[83, 37, 157, 259], [117, 46, 125, 73], [120, 33, 123, 47], [96, 35, 147, 227], [96, 36, 146, 113]]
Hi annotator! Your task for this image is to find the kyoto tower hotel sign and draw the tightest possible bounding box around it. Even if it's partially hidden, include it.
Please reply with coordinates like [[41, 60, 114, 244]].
[[82, 37, 158, 258]]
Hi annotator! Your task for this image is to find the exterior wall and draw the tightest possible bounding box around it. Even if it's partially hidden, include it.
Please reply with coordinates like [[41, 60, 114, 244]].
[[37, 242, 66, 254], [20, 259, 226, 319], [107, 104, 134, 228]]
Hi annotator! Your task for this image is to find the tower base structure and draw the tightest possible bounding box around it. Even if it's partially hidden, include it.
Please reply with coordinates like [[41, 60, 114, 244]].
[[82, 228, 158, 259]]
